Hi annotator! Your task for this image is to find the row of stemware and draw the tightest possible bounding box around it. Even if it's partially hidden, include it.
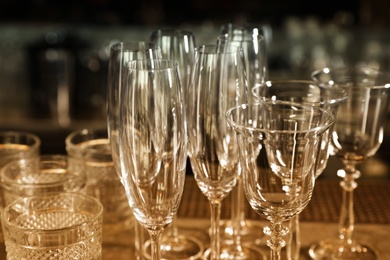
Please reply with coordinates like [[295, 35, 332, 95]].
[[107, 24, 390, 260]]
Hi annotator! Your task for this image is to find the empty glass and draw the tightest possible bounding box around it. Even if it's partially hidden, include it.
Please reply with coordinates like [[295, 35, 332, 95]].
[[149, 29, 203, 259], [187, 44, 247, 260], [252, 80, 347, 259], [226, 101, 334, 260], [0, 131, 41, 243], [106, 41, 162, 259], [65, 128, 134, 245], [119, 59, 187, 260], [1, 154, 85, 207], [217, 24, 268, 259], [0, 131, 41, 168], [2, 192, 103, 260], [309, 67, 390, 260]]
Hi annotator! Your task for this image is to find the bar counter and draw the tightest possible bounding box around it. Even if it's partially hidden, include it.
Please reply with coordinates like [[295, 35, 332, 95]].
[[101, 175, 390, 259], [0, 175, 389, 259]]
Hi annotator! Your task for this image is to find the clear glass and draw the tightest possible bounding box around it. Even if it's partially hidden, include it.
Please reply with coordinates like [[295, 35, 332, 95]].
[[217, 26, 268, 259], [2, 192, 103, 260], [226, 101, 334, 260], [187, 44, 247, 260], [65, 128, 135, 245], [252, 80, 347, 259], [107, 41, 162, 173], [0, 131, 41, 168], [148, 29, 203, 259], [119, 59, 187, 260], [0, 131, 41, 244], [0, 154, 85, 206], [106, 41, 161, 259], [308, 67, 390, 260]]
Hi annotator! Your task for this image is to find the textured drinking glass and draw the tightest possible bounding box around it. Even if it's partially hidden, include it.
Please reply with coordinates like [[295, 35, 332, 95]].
[[119, 59, 187, 260], [1, 154, 85, 207], [308, 67, 390, 260], [252, 80, 347, 260], [0, 131, 41, 243], [0, 131, 41, 168], [106, 41, 161, 259], [2, 192, 103, 260], [217, 24, 268, 260], [149, 28, 203, 260], [187, 44, 247, 260], [65, 128, 134, 244], [226, 101, 334, 260]]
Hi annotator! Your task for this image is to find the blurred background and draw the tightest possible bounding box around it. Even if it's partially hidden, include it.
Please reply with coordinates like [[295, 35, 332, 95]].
[[0, 0, 389, 179]]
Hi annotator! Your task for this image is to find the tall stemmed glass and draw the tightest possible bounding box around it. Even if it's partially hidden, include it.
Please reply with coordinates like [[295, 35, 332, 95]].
[[187, 44, 247, 260], [118, 59, 187, 260], [149, 29, 203, 259], [308, 67, 390, 260], [217, 27, 268, 259], [252, 80, 347, 259], [226, 101, 335, 260], [107, 41, 161, 259]]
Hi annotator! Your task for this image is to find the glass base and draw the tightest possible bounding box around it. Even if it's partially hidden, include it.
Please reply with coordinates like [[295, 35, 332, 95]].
[[219, 219, 264, 246], [308, 238, 378, 260], [143, 234, 204, 260], [203, 243, 267, 260]]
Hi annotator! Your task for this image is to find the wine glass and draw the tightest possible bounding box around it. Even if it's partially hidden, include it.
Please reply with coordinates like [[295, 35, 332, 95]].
[[226, 101, 335, 260], [106, 41, 161, 259], [149, 29, 203, 259], [186, 43, 247, 260], [252, 80, 348, 259], [308, 67, 390, 260], [217, 26, 268, 259], [118, 59, 187, 260]]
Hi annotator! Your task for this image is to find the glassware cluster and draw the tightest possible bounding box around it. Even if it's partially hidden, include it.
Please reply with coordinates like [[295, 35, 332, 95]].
[[0, 23, 389, 260], [104, 25, 390, 260]]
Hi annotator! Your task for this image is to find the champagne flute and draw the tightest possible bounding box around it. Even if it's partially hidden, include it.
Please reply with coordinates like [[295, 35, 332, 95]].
[[187, 44, 247, 260], [217, 26, 267, 259], [107, 41, 161, 259], [119, 59, 187, 260], [252, 80, 347, 259], [226, 101, 334, 260], [308, 67, 390, 260], [149, 29, 203, 259]]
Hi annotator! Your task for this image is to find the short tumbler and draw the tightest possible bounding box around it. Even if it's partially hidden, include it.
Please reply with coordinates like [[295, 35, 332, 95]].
[[1, 154, 85, 207], [65, 128, 134, 243], [1, 192, 103, 260]]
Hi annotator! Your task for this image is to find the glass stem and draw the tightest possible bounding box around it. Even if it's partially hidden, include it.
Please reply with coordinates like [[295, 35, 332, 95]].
[[264, 222, 287, 260], [230, 175, 244, 251], [165, 215, 180, 242], [148, 229, 164, 260], [135, 221, 145, 260], [337, 164, 360, 245], [287, 214, 301, 260], [210, 200, 222, 260]]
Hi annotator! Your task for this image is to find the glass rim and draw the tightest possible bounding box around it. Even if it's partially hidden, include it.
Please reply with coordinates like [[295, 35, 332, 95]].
[[311, 67, 390, 90], [0, 130, 41, 150], [65, 128, 111, 161], [126, 59, 179, 71], [1, 192, 103, 232], [226, 101, 335, 135], [65, 128, 108, 147], [0, 154, 85, 190], [251, 79, 348, 105]]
